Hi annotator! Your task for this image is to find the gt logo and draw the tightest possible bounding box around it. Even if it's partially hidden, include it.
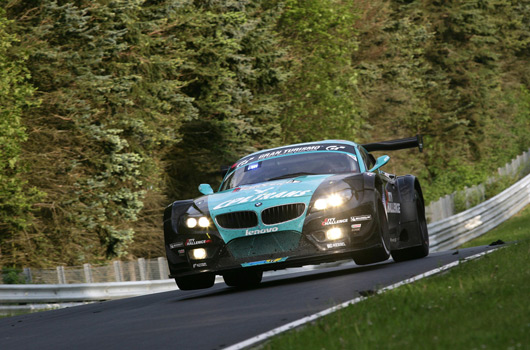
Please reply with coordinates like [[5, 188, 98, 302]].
[[236, 157, 254, 168], [325, 145, 346, 151]]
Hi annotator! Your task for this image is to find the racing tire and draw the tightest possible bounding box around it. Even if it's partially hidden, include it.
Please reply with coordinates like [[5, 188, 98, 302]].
[[223, 269, 263, 288], [175, 273, 215, 290], [391, 188, 429, 262], [352, 194, 390, 265]]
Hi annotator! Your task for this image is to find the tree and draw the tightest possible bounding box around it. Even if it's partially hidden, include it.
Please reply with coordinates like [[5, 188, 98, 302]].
[[0, 7, 40, 266], [276, 0, 362, 144]]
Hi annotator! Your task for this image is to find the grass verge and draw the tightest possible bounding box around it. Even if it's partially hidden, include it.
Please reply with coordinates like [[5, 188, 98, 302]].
[[258, 205, 530, 349]]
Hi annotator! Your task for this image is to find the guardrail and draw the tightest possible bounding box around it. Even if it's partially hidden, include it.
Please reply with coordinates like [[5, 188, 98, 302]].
[[1, 173, 529, 306], [429, 172, 530, 252], [0, 269, 311, 304], [425, 147, 530, 222], [0, 279, 181, 303]]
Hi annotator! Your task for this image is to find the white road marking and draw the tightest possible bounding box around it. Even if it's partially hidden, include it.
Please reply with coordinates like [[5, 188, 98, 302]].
[[223, 248, 499, 350]]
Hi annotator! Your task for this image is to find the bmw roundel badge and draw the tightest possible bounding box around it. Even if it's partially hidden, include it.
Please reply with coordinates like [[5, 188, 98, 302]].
[[255, 202, 263, 207]]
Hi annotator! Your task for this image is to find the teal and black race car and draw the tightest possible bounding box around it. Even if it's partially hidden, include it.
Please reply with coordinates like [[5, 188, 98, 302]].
[[163, 136, 429, 290]]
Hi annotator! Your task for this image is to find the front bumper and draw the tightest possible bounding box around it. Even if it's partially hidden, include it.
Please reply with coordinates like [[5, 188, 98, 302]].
[[164, 195, 382, 278]]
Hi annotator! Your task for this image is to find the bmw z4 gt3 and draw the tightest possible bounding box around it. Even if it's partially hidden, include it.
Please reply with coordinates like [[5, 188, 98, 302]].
[[163, 136, 429, 290]]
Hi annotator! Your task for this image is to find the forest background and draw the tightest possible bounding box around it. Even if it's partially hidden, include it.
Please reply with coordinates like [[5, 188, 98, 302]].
[[0, 0, 529, 268]]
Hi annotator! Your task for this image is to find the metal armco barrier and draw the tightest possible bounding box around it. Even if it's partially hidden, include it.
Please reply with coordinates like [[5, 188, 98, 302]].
[[0, 279, 178, 303], [428, 173, 530, 252], [1, 173, 529, 304]]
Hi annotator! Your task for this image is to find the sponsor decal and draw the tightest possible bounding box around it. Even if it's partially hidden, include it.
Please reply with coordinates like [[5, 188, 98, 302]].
[[177, 249, 185, 255], [245, 226, 279, 236], [241, 257, 288, 267], [235, 157, 255, 168], [213, 189, 312, 210], [169, 242, 184, 249], [192, 262, 207, 268], [234, 146, 327, 168], [325, 145, 346, 151], [257, 146, 322, 160], [237, 183, 283, 192], [248, 163, 260, 171], [387, 203, 401, 214], [327, 242, 346, 249], [351, 215, 372, 222], [322, 218, 348, 226], [351, 224, 362, 231], [185, 238, 212, 246], [390, 237, 398, 243], [233, 144, 357, 169]]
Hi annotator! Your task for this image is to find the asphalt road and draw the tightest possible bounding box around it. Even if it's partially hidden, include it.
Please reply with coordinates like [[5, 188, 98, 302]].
[[0, 245, 494, 350]]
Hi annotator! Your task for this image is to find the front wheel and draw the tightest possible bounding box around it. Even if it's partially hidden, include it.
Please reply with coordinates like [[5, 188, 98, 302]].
[[175, 273, 215, 290], [352, 195, 390, 265]]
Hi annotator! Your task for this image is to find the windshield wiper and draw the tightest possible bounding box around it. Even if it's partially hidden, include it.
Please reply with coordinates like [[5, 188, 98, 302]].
[[267, 172, 317, 181]]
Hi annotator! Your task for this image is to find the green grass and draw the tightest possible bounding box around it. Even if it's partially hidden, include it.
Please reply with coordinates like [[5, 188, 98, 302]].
[[258, 205, 530, 350]]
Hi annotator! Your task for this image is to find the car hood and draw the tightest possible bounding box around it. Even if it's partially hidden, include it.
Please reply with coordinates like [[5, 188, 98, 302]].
[[206, 174, 333, 243]]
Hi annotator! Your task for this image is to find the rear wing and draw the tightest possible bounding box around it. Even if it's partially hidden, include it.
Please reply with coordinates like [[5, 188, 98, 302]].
[[361, 134, 423, 153]]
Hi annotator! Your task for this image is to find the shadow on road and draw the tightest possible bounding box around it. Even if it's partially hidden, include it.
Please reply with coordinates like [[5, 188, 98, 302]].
[[175, 260, 393, 302]]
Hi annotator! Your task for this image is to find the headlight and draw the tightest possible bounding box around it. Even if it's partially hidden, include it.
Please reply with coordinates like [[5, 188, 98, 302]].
[[312, 189, 353, 211], [198, 217, 209, 227], [186, 216, 210, 229], [191, 248, 207, 260], [186, 217, 198, 228], [326, 228, 343, 240]]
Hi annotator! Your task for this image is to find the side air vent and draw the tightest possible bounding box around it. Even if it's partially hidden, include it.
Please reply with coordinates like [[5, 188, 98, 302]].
[[261, 203, 305, 225], [215, 211, 258, 229]]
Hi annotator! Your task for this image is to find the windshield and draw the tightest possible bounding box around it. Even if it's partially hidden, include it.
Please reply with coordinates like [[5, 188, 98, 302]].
[[221, 152, 359, 190]]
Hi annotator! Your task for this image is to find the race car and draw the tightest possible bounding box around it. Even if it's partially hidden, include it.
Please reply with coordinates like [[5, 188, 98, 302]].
[[163, 136, 429, 290]]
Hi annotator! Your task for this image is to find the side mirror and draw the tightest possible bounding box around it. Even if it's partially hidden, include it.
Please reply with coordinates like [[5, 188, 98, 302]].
[[198, 184, 214, 195], [368, 155, 390, 172]]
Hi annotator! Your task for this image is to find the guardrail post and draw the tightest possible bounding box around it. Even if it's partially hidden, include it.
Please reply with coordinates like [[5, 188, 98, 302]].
[[158, 257, 168, 280], [138, 258, 147, 281], [113, 261, 124, 282], [478, 184, 485, 202], [509, 159, 516, 176], [523, 151, 530, 173], [57, 266, 66, 284], [127, 261, 137, 282], [23, 268, 32, 284], [442, 194, 453, 219], [83, 264, 93, 283]]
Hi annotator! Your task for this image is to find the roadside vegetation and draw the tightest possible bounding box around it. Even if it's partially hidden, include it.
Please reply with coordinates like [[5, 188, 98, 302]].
[[259, 205, 530, 349], [0, 0, 529, 267]]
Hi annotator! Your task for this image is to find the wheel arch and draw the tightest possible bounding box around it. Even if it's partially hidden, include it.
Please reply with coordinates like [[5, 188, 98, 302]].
[[397, 175, 425, 223], [362, 172, 386, 205], [164, 200, 194, 238]]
